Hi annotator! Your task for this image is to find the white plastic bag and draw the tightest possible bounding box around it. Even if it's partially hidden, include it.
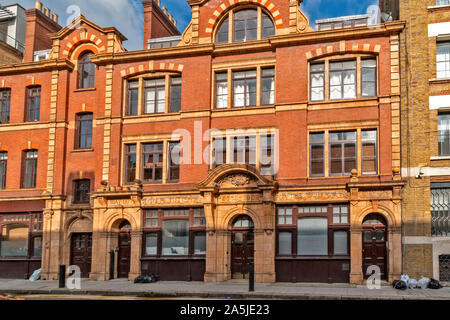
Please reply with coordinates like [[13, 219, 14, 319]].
[[29, 268, 41, 281], [408, 279, 418, 289], [417, 277, 430, 289], [400, 274, 410, 285]]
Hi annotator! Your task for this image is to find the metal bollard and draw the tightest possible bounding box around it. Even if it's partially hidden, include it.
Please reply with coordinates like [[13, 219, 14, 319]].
[[109, 250, 115, 280], [59, 265, 66, 288], [249, 261, 254, 292]]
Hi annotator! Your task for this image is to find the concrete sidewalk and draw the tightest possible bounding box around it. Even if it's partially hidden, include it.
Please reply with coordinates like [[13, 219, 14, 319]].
[[0, 279, 449, 300]]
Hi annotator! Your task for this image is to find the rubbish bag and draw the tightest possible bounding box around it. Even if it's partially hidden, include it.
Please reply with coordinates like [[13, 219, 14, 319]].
[[400, 274, 410, 285], [392, 280, 407, 290], [134, 274, 157, 284], [418, 277, 430, 289], [29, 268, 41, 281], [408, 279, 418, 289], [428, 278, 442, 289]]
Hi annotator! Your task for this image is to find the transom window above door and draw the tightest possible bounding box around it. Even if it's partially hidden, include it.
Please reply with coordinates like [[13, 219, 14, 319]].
[[215, 7, 275, 44]]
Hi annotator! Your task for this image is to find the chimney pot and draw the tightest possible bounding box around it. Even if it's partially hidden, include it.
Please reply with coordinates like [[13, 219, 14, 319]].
[[52, 13, 58, 24], [43, 6, 50, 17], [35, 0, 43, 11]]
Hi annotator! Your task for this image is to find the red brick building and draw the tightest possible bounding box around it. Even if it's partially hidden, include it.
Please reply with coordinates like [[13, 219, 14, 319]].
[[0, 0, 404, 284]]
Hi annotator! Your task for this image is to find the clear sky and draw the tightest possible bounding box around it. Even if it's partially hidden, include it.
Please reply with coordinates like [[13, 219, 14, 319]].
[[1, 0, 379, 51]]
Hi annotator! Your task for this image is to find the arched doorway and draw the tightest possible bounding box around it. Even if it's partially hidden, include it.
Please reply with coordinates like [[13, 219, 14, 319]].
[[362, 213, 387, 280], [231, 215, 254, 279], [117, 220, 131, 278]]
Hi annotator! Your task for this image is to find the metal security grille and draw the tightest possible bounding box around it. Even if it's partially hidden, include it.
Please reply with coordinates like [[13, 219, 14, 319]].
[[430, 187, 450, 236], [439, 255, 450, 282]]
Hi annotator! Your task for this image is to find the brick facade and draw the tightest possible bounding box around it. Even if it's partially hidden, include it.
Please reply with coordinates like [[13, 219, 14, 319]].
[[0, 0, 405, 283]]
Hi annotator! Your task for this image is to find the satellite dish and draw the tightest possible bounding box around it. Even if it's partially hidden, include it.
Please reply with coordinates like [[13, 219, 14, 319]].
[[381, 12, 393, 22]]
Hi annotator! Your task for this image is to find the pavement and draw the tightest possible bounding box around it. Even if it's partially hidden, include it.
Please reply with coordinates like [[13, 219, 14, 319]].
[[0, 279, 449, 300]]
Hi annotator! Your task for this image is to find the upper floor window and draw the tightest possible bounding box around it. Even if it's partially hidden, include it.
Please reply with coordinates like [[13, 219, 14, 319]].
[[310, 57, 377, 102], [214, 67, 275, 109], [22, 150, 38, 189], [215, 8, 275, 44], [167, 141, 180, 182], [0, 152, 6, 190], [436, 0, 450, 6], [78, 52, 95, 89], [25, 87, 41, 122], [438, 114, 450, 156], [211, 132, 277, 174], [437, 42, 450, 79], [330, 61, 357, 100], [124, 144, 137, 184], [309, 129, 377, 177], [75, 113, 93, 150], [0, 89, 11, 124], [144, 78, 165, 114], [73, 179, 90, 204], [142, 142, 164, 183], [126, 75, 181, 116], [330, 131, 357, 176]]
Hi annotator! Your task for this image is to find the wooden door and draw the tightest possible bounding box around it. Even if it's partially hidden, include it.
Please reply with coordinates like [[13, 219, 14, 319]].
[[118, 231, 131, 278], [231, 230, 254, 278], [362, 227, 387, 280], [70, 233, 92, 278]]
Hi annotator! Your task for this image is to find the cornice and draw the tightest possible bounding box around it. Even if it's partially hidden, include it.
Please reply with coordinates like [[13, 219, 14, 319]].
[[0, 59, 74, 76], [91, 21, 405, 66]]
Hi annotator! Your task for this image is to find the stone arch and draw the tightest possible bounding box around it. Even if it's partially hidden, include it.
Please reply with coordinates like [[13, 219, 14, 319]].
[[65, 213, 93, 237], [221, 206, 263, 230], [62, 29, 106, 59], [306, 41, 381, 61], [103, 210, 139, 232], [70, 44, 100, 61], [120, 61, 184, 78], [205, 0, 284, 37], [355, 204, 397, 227]]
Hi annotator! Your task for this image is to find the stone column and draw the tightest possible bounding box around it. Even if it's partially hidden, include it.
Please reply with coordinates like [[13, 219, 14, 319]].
[[388, 226, 402, 282], [129, 231, 143, 280], [90, 231, 112, 280], [350, 226, 364, 284], [205, 229, 230, 282], [254, 228, 276, 283], [41, 198, 64, 280]]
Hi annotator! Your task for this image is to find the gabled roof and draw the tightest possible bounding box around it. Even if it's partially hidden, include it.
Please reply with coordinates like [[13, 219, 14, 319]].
[[50, 14, 127, 42]]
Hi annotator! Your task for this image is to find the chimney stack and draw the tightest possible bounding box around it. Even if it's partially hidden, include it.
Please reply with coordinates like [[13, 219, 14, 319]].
[[142, 0, 180, 49], [24, 2, 62, 62]]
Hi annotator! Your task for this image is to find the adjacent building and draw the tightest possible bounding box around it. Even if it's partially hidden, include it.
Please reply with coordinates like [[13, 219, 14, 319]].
[[0, 4, 26, 65], [0, 0, 405, 284], [399, 0, 450, 283]]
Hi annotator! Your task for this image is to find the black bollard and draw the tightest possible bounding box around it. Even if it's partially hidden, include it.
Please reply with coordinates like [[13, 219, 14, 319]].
[[249, 261, 254, 292], [109, 250, 115, 280], [59, 265, 66, 288]]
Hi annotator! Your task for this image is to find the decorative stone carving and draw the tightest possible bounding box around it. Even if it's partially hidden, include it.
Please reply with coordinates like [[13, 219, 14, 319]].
[[276, 190, 349, 203], [219, 174, 256, 188], [141, 194, 203, 206], [181, 22, 193, 45]]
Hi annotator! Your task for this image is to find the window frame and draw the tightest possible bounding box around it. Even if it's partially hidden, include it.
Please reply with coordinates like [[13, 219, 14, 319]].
[[329, 60, 357, 100], [0, 151, 6, 190], [167, 141, 180, 182], [141, 142, 164, 184], [126, 80, 139, 116], [261, 68, 275, 106], [25, 86, 41, 122], [142, 207, 206, 258], [75, 113, 93, 150], [308, 55, 378, 102], [232, 69, 257, 108], [143, 78, 166, 114], [73, 179, 91, 204], [309, 132, 325, 177], [0, 89, 11, 125], [78, 52, 96, 89], [21, 150, 38, 189], [275, 204, 350, 257], [214, 7, 275, 44], [438, 113, 450, 156], [361, 129, 378, 175], [329, 131, 357, 177], [437, 41, 450, 79]]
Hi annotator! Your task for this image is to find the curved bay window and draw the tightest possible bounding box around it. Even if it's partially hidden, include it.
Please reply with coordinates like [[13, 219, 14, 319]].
[[78, 52, 95, 89], [215, 8, 275, 44]]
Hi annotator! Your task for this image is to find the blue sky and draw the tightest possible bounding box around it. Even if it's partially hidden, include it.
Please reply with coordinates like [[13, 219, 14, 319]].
[[1, 0, 379, 51]]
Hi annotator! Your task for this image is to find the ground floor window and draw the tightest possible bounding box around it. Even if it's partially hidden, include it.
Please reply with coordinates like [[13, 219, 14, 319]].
[[431, 183, 450, 237], [142, 207, 206, 257], [0, 213, 43, 259], [276, 204, 350, 256]]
